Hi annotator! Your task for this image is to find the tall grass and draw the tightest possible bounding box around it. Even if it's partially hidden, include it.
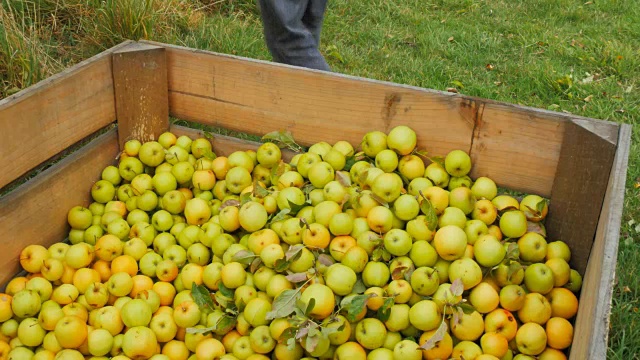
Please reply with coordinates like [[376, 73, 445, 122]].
[[0, 1, 61, 96]]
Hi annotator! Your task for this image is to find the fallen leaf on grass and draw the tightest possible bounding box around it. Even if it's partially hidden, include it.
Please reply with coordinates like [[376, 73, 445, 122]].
[[583, 95, 593, 102], [448, 36, 454, 42], [446, 87, 458, 93], [623, 286, 631, 293], [486, 64, 494, 70]]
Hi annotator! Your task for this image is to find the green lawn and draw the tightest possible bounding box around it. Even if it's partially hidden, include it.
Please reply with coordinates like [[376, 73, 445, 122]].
[[2, 0, 639, 357]]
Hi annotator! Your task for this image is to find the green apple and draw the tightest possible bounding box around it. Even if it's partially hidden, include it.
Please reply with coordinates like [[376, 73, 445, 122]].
[[438, 207, 467, 229], [499, 284, 526, 312], [406, 215, 435, 242], [92, 180, 116, 204], [190, 138, 213, 159], [398, 155, 426, 181], [355, 318, 387, 350], [464, 219, 489, 245], [433, 225, 467, 261], [407, 177, 433, 197], [517, 232, 548, 263], [68, 206, 93, 230], [472, 199, 498, 225], [500, 210, 528, 239], [329, 212, 354, 236], [448, 258, 482, 290], [362, 261, 390, 287], [308, 161, 335, 189], [474, 234, 506, 267], [421, 186, 449, 215], [138, 141, 165, 167], [448, 175, 472, 190], [546, 241, 571, 262], [386, 126, 417, 156], [450, 310, 484, 341], [238, 201, 268, 232], [375, 149, 399, 173], [444, 150, 472, 177], [409, 240, 438, 267], [523, 263, 554, 295], [323, 148, 347, 171], [384, 303, 410, 332], [102, 165, 122, 186], [118, 156, 144, 182], [471, 176, 498, 200], [361, 131, 388, 158], [449, 186, 476, 215], [392, 194, 420, 221], [564, 269, 583, 293], [325, 264, 357, 296], [162, 190, 187, 215], [371, 172, 403, 203], [120, 299, 152, 328], [424, 162, 450, 188], [18, 317, 46, 347], [383, 229, 413, 256], [410, 267, 440, 296]]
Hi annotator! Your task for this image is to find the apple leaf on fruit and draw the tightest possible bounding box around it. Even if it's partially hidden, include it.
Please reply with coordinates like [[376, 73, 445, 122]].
[[428, 156, 445, 168], [317, 254, 335, 267], [372, 247, 384, 262], [420, 321, 448, 350], [287, 199, 307, 215], [418, 191, 438, 231], [232, 250, 257, 265], [450, 278, 464, 297], [343, 155, 357, 172], [266, 289, 300, 320], [321, 322, 345, 338], [336, 171, 351, 187], [505, 243, 520, 261], [391, 266, 409, 280], [274, 258, 291, 272], [341, 294, 374, 322], [305, 332, 320, 353], [286, 272, 308, 283], [202, 149, 217, 160], [261, 130, 305, 153], [370, 193, 389, 208], [282, 327, 297, 350], [527, 221, 547, 237], [250, 257, 263, 273], [457, 302, 476, 315], [252, 180, 270, 198], [220, 199, 241, 209], [269, 208, 291, 224], [352, 277, 367, 294], [452, 306, 464, 326], [304, 298, 316, 317], [216, 315, 237, 334], [412, 148, 429, 158], [507, 261, 523, 282], [218, 282, 234, 299], [377, 297, 395, 322], [285, 244, 305, 261], [191, 283, 215, 311]]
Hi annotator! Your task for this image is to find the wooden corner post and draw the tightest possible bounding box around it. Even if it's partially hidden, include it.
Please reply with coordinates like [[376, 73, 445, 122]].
[[112, 42, 169, 148]]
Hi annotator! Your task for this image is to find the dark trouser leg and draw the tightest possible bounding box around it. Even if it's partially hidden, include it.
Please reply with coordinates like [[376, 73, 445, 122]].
[[258, 0, 331, 71]]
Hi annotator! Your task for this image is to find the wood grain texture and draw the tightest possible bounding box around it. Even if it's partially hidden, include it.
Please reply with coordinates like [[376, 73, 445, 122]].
[[469, 102, 567, 197], [546, 119, 619, 275], [160, 43, 475, 161], [0, 41, 131, 189], [569, 123, 631, 360], [170, 124, 297, 161], [113, 43, 169, 148], [0, 129, 119, 287]]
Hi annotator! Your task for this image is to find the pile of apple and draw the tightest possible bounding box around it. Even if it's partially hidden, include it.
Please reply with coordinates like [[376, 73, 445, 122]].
[[0, 125, 583, 360]]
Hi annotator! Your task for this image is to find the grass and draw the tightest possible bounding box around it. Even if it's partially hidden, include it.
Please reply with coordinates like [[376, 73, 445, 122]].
[[1, 0, 639, 357]]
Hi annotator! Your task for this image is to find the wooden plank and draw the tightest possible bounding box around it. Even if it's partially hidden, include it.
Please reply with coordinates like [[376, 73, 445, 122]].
[[113, 43, 169, 148], [170, 124, 297, 161], [546, 119, 618, 274], [0, 41, 132, 189], [158, 43, 475, 162], [468, 102, 567, 196], [569, 123, 631, 360], [0, 128, 119, 287]]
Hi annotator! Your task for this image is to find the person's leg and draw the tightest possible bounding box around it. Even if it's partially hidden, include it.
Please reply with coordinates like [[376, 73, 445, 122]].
[[302, 0, 328, 48], [257, 0, 331, 71]]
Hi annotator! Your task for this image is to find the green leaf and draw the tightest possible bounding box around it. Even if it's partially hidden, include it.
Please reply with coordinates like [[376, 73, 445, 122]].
[[288, 199, 307, 215], [218, 282, 234, 299], [191, 283, 215, 311], [343, 155, 357, 172], [252, 180, 270, 198], [428, 156, 445, 168], [203, 149, 217, 160], [185, 326, 215, 335], [377, 297, 395, 322], [268, 208, 291, 224], [266, 289, 300, 320], [216, 315, 237, 335], [282, 328, 297, 350], [352, 277, 366, 294], [341, 294, 374, 322], [324, 44, 345, 64], [335, 171, 351, 187], [240, 193, 252, 205], [370, 193, 389, 208], [204, 132, 215, 140], [381, 249, 392, 262], [305, 331, 321, 353], [507, 261, 523, 282], [232, 250, 257, 266], [451, 80, 465, 89], [419, 321, 448, 350], [304, 298, 316, 317], [458, 302, 476, 315], [274, 258, 291, 272], [250, 257, 263, 273], [285, 244, 305, 261], [261, 131, 305, 152], [412, 148, 429, 158], [418, 191, 438, 231], [372, 247, 384, 262]]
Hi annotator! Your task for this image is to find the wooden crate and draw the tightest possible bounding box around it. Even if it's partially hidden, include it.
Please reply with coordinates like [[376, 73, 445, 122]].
[[0, 40, 631, 359]]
